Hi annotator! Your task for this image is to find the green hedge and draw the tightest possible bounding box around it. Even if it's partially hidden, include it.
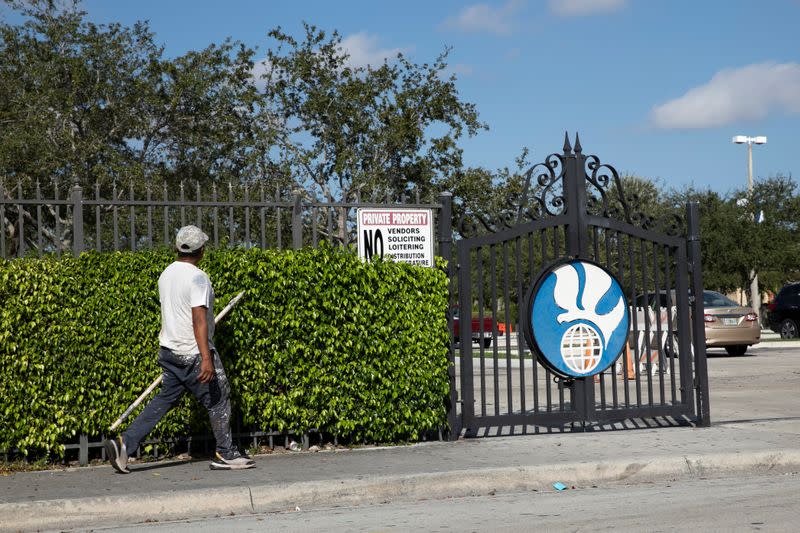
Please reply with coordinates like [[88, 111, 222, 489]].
[[0, 246, 450, 456]]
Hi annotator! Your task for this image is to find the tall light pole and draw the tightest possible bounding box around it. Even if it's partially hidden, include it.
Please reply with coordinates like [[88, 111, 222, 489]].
[[732, 135, 767, 318]]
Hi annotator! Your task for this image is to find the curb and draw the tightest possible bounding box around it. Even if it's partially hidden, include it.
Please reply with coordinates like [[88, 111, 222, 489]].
[[3, 449, 799, 532], [750, 341, 800, 349]]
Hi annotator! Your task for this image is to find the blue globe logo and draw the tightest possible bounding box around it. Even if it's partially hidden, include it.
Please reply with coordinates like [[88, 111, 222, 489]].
[[528, 260, 629, 378]]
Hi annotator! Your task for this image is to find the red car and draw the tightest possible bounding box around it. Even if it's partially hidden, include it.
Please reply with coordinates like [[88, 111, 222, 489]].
[[452, 307, 496, 348]]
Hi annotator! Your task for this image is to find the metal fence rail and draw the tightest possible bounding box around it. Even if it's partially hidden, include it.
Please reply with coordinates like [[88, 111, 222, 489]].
[[1, 179, 450, 258]]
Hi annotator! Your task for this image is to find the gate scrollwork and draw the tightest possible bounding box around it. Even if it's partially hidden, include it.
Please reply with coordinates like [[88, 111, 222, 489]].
[[583, 152, 685, 237], [456, 133, 686, 239], [456, 152, 566, 238]]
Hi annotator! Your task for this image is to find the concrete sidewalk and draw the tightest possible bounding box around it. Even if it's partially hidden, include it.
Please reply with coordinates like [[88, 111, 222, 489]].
[[2, 345, 799, 532]]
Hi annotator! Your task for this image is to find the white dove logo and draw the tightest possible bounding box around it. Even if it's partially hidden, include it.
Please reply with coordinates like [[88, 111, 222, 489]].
[[529, 260, 629, 377], [552, 262, 626, 350]]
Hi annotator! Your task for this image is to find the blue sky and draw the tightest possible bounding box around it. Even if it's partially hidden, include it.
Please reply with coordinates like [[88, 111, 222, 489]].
[[9, 0, 800, 193]]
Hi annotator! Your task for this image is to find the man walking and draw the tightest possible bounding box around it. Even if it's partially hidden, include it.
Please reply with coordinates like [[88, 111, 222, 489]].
[[104, 225, 254, 472]]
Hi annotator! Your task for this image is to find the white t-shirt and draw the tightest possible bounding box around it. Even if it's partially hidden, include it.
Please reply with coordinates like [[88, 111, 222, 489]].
[[158, 261, 215, 355]]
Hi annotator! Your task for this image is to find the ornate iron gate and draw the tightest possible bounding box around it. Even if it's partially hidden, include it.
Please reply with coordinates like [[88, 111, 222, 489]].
[[453, 134, 710, 436]]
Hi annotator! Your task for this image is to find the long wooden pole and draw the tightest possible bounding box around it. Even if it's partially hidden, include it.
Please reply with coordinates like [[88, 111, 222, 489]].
[[109, 291, 246, 431]]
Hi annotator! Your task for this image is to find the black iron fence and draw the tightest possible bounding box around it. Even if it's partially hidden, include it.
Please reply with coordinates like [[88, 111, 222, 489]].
[[0, 179, 452, 258]]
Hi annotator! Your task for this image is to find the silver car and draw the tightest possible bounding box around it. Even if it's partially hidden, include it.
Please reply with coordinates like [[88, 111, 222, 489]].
[[702, 290, 760, 356]]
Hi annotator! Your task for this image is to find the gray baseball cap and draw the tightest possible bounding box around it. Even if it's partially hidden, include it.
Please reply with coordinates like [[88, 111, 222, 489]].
[[175, 225, 209, 253]]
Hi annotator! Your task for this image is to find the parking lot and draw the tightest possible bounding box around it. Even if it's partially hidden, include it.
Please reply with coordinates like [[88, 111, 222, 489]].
[[706, 341, 800, 424], [453, 331, 800, 428]]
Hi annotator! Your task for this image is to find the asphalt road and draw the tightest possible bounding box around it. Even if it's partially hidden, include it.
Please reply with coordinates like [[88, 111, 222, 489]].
[[98, 473, 800, 532]]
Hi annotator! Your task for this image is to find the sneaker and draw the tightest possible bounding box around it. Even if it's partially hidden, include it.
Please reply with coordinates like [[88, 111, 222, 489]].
[[104, 436, 130, 474], [210, 450, 255, 470]]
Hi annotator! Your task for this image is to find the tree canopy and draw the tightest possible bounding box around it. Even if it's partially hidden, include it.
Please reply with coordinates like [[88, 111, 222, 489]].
[[1, 2, 485, 202], [1, 0, 266, 189], [260, 23, 485, 203], [657, 175, 800, 298]]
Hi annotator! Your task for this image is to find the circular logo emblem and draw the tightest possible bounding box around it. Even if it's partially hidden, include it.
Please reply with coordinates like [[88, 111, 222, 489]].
[[526, 259, 629, 378]]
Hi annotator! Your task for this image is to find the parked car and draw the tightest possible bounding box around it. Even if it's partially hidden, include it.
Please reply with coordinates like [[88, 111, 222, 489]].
[[452, 307, 495, 348], [767, 282, 800, 339], [702, 290, 760, 355], [635, 290, 760, 356]]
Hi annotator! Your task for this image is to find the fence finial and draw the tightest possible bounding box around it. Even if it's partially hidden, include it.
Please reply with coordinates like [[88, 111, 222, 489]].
[[574, 132, 583, 154], [563, 131, 572, 155]]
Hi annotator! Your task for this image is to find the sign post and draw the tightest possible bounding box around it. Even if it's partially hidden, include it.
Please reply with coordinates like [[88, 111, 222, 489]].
[[357, 208, 434, 267]]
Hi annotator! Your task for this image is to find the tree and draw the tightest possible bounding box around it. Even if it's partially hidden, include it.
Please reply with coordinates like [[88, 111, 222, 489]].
[[0, 0, 161, 187], [260, 23, 486, 241], [738, 175, 800, 295], [665, 187, 742, 293], [664, 175, 800, 302], [1, 0, 274, 254], [442, 149, 530, 233], [1, 0, 269, 189]]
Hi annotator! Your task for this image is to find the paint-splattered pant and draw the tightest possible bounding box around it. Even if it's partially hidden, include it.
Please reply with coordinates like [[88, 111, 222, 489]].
[[122, 347, 235, 456]]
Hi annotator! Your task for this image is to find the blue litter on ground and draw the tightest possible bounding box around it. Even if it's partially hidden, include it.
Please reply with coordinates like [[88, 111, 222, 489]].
[[553, 482, 567, 491]]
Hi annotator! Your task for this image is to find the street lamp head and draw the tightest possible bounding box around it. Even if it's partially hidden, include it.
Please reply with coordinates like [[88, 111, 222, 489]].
[[732, 135, 767, 145]]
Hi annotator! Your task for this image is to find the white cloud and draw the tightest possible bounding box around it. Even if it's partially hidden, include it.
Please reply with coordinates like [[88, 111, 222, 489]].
[[445, 0, 524, 35], [650, 62, 800, 129], [339, 32, 405, 68], [549, 0, 626, 17]]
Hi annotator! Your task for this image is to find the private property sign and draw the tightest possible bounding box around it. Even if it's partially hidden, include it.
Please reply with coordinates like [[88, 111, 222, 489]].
[[357, 208, 434, 267]]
